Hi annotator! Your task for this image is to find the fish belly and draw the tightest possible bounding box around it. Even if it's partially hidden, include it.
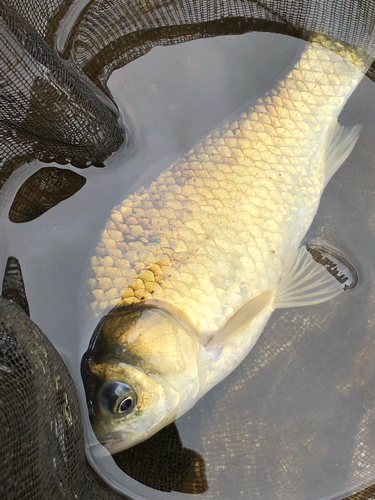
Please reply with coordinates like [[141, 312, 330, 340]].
[[87, 35, 367, 340]]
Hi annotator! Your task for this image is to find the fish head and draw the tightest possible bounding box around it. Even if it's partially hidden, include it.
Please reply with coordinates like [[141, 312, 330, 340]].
[[81, 303, 201, 453]]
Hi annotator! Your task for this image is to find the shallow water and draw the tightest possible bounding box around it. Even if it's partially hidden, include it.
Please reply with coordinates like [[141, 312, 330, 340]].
[[2, 31, 375, 499]]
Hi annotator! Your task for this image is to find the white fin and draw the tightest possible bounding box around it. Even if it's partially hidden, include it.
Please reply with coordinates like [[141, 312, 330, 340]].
[[274, 246, 345, 308], [324, 121, 362, 185], [205, 289, 273, 350]]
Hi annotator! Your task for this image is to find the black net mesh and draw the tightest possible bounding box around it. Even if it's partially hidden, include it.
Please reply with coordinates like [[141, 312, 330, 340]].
[[0, 0, 125, 190], [64, 0, 375, 93], [8, 166, 86, 222], [0, 260, 126, 499], [2, 0, 375, 499]]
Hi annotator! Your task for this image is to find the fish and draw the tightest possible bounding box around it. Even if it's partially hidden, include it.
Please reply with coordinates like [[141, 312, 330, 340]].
[[81, 34, 370, 454]]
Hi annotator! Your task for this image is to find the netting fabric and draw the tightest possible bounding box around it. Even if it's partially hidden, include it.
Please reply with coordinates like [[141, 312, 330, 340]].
[[0, 0, 125, 190], [0, 258, 127, 499]]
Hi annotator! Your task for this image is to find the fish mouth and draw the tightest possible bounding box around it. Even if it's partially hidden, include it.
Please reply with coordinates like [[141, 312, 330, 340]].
[[99, 430, 128, 454]]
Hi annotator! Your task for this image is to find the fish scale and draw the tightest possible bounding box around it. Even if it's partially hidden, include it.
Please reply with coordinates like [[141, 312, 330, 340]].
[[87, 35, 368, 339]]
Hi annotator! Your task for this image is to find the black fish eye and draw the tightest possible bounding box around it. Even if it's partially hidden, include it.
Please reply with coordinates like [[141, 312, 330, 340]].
[[119, 397, 133, 413], [100, 380, 137, 416]]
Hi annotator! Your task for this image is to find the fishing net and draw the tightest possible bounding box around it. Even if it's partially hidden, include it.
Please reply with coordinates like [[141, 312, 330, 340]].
[[2, 0, 375, 499], [0, 258, 126, 500], [0, 0, 125, 191]]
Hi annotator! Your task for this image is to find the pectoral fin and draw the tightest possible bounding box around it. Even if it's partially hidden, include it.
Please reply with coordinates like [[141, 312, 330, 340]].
[[205, 289, 273, 350], [274, 245, 347, 308]]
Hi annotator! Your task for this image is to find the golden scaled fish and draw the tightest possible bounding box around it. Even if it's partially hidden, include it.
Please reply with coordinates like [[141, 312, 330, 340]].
[[81, 34, 369, 453]]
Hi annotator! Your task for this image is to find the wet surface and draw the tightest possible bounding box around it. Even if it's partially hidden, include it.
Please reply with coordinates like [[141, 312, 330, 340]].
[[2, 31, 375, 499]]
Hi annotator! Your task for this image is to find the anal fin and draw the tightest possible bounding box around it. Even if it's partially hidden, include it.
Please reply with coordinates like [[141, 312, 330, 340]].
[[205, 244, 355, 353]]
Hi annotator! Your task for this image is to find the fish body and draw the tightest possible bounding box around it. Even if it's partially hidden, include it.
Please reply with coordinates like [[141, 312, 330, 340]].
[[82, 35, 368, 453]]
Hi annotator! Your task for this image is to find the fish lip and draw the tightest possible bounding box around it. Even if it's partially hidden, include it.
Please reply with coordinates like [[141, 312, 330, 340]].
[[99, 430, 128, 454]]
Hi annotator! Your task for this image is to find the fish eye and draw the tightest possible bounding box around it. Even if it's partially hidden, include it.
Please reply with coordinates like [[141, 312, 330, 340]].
[[100, 380, 137, 416]]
